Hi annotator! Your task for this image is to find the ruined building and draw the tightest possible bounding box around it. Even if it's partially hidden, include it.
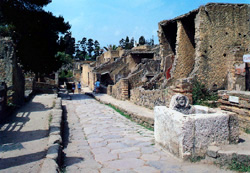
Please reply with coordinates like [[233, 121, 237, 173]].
[[82, 3, 250, 106], [159, 3, 250, 91], [81, 45, 161, 96]]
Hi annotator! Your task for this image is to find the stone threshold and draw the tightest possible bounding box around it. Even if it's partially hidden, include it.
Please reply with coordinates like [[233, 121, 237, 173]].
[[206, 132, 250, 168]]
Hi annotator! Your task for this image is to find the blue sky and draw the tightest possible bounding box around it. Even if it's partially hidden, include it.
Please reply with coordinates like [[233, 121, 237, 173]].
[[45, 0, 250, 47]]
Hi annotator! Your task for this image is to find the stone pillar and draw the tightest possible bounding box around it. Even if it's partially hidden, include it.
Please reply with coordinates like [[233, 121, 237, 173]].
[[107, 85, 113, 95], [171, 78, 193, 103], [121, 79, 129, 100], [227, 47, 246, 91]]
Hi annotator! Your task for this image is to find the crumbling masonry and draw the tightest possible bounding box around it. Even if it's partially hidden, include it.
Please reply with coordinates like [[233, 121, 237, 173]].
[[159, 3, 250, 91]]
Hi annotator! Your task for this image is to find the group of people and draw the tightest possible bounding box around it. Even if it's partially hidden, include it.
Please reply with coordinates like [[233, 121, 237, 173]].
[[71, 82, 81, 94], [70, 80, 101, 94]]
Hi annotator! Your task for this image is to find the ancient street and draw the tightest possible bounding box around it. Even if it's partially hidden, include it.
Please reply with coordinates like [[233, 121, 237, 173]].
[[62, 94, 230, 173]]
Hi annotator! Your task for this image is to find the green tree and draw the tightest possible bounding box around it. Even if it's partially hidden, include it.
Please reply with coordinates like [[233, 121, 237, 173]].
[[139, 36, 146, 45], [55, 52, 72, 65], [87, 38, 94, 57], [0, 0, 70, 75], [80, 37, 87, 58], [64, 32, 75, 56], [119, 36, 134, 49], [94, 40, 100, 59]]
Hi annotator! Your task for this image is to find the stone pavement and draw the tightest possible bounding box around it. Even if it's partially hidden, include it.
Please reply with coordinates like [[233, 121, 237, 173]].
[[84, 87, 154, 128], [0, 94, 56, 173], [63, 94, 231, 172]]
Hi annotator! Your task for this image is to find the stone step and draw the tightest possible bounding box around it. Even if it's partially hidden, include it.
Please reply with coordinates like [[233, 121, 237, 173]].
[[206, 132, 250, 167]]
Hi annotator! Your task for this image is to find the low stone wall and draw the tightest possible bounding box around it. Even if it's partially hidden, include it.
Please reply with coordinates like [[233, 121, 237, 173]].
[[218, 90, 250, 131], [130, 78, 193, 109], [35, 82, 57, 94], [130, 88, 166, 109]]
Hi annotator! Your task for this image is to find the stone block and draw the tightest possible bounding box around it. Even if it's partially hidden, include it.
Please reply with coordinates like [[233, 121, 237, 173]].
[[46, 144, 60, 160], [40, 158, 58, 173], [154, 106, 239, 159], [207, 146, 220, 158]]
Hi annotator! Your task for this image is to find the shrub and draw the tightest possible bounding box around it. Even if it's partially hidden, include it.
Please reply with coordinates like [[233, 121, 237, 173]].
[[192, 80, 218, 107]]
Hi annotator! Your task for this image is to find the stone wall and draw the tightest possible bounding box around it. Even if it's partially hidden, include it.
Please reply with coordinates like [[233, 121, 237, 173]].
[[0, 37, 24, 106], [218, 90, 250, 131], [172, 18, 196, 81], [0, 37, 14, 87], [193, 3, 250, 90], [111, 79, 129, 100], [159, 3, 250, 90], [130, 78, 193, 109], [81, 63, 97, 90]]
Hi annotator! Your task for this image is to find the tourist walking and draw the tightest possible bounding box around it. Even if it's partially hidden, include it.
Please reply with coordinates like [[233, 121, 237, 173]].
[[72, 83, 75, 94], [94, 80, 100, 93], [77, 82, 81, 94]]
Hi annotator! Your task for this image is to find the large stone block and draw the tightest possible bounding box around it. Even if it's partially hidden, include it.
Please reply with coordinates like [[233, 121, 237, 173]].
[[154, 106, 239, 159]]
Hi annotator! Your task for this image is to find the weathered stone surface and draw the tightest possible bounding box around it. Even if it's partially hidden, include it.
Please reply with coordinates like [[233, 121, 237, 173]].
[[40, 158, 58, 173], [48, 134, 62, 145], [46, 144, 60, 160], [207, 146, 220, 158], [105, 158, 145, 170], [154, 106, 239, 159], [219, 90, 250, 131]]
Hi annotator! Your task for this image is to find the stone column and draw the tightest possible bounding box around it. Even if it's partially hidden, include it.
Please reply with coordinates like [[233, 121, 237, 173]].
[[121, 79, 129, 100]]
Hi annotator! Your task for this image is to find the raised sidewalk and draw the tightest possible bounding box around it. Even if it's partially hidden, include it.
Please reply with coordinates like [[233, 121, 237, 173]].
[[83, 87, 154, 129]]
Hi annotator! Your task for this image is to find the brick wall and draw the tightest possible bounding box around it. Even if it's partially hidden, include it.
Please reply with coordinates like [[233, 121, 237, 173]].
[[218, 90, 250, 131]]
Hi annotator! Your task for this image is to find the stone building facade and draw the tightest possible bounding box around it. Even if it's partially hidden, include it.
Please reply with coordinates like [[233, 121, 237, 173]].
[[158, 3, 250, 91]]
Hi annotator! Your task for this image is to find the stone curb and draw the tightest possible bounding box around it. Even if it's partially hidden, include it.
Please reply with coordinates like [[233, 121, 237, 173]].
[[206, 144, 250, 167], [40, 97, 63, 173], [88, 93, 154, 129]]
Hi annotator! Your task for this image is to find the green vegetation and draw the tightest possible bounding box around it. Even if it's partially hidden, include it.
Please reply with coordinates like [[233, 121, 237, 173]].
[[189, 156, 205, 163], [56, 52, 73, 66], [0, 24, 15, 37], [107, 104, 154, 131], [1, 0, 70, 75], [59, 70, 73, 78], [75, 37, 102, 61], [244, 128, 250, 134], [48, 113, 52, 126], [228, 158, 250, 172], [192, 80, 218, 108]]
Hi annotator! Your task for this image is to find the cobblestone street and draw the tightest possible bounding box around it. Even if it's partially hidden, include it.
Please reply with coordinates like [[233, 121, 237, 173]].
[[62, 94, 231, 173]]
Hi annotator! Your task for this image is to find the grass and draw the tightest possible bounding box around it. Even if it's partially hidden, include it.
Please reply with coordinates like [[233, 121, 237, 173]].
[[48, 113, 52, 125], [107, 104, 154, 131], [228, 158, 250, 172]]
